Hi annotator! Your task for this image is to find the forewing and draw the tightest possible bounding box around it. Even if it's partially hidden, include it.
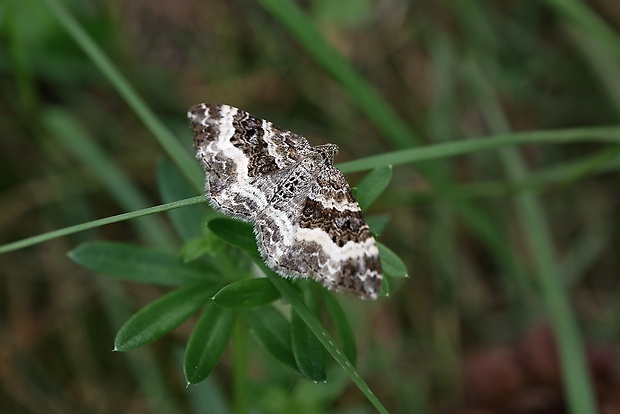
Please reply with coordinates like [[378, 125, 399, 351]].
[[188, 103, 310, 219]]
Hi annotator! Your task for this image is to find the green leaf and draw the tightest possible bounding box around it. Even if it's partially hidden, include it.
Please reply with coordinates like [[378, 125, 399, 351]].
[[265, 274, 385, 411], [245, 306, 298, 372], [213, 278, 280, 308], [180, 237, 215, 263], [366, 214, 391, 235], [354, 165, 393, 210], [207, 218, 259, 258], [291, 290, 326, 382], [321, 291, 357, 367], [69, 241, 218, 286], [378, 242, 408, 279], [114, 285, 213, 351], [379, 274, 390, 297], [181, 228, 230, 263], [157, 159, 207, 241], [184, 302, 236, 384]]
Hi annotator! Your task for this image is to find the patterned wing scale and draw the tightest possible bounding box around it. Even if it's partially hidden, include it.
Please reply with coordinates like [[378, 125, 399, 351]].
[[298, 169, 381, 298], [188, 103, 383, 299], [255, 167, 381, 299], [188, 103, 311, 220]]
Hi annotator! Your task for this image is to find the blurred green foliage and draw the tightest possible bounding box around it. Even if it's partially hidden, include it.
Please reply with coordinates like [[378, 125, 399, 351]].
[[2, 0, 620, 413]]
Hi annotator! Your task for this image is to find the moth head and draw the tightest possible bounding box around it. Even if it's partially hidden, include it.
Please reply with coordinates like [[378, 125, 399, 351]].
[[314, 143, 339, 165]]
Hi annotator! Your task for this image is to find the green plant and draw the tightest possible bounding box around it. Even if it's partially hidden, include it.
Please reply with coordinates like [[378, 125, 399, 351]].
[[3, 0, 620, 413]]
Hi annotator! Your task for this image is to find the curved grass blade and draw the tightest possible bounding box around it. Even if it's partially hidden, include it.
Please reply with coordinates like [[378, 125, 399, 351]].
[[0, 196, 206, 255], [157, 159, 207, 241], [212, 278, 281, 308], [468, 60, 598, 414], [39, 0, 203, 191], [258, 0, 418, 149], [69, 241, 217, 286], [545, 0, 620, 55], [3, 129, 620, 255], [114, 285, 213, 351], [184, 302, 236, 385], [43, 108, 174, 249], [337, 126, 620, 174]]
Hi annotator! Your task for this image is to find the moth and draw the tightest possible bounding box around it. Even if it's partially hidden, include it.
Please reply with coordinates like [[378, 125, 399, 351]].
[[188, 104, 382, 299]]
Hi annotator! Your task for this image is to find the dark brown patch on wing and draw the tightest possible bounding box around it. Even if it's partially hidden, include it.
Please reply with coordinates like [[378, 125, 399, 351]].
[[189, 103, 221, 149], [331, 258, 381, 296], [279, 239, 381, 299], [315, 169, 356, 206], [268, 131, 302, 163], [231, 110, 279, 177], [206, 152, 238, 196], [299, 198, 373, 247]]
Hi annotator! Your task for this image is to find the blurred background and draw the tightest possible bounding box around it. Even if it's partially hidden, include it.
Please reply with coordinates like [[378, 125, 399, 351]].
[[2, 0, 620, 413]]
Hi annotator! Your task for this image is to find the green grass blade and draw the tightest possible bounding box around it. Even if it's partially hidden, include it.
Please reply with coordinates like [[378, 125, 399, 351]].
[[545, 0, 620, 55], [337, 126, 620, 173], [39, 0, 203, 191], [5, 122, 620, 255], [43, 108, 174, 248], [157, 159, 207, 241], [258, 0, 419, 149], [0, 196, 205, 254], [469, 61, 598, 414], [421, 146, 620, 201]]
